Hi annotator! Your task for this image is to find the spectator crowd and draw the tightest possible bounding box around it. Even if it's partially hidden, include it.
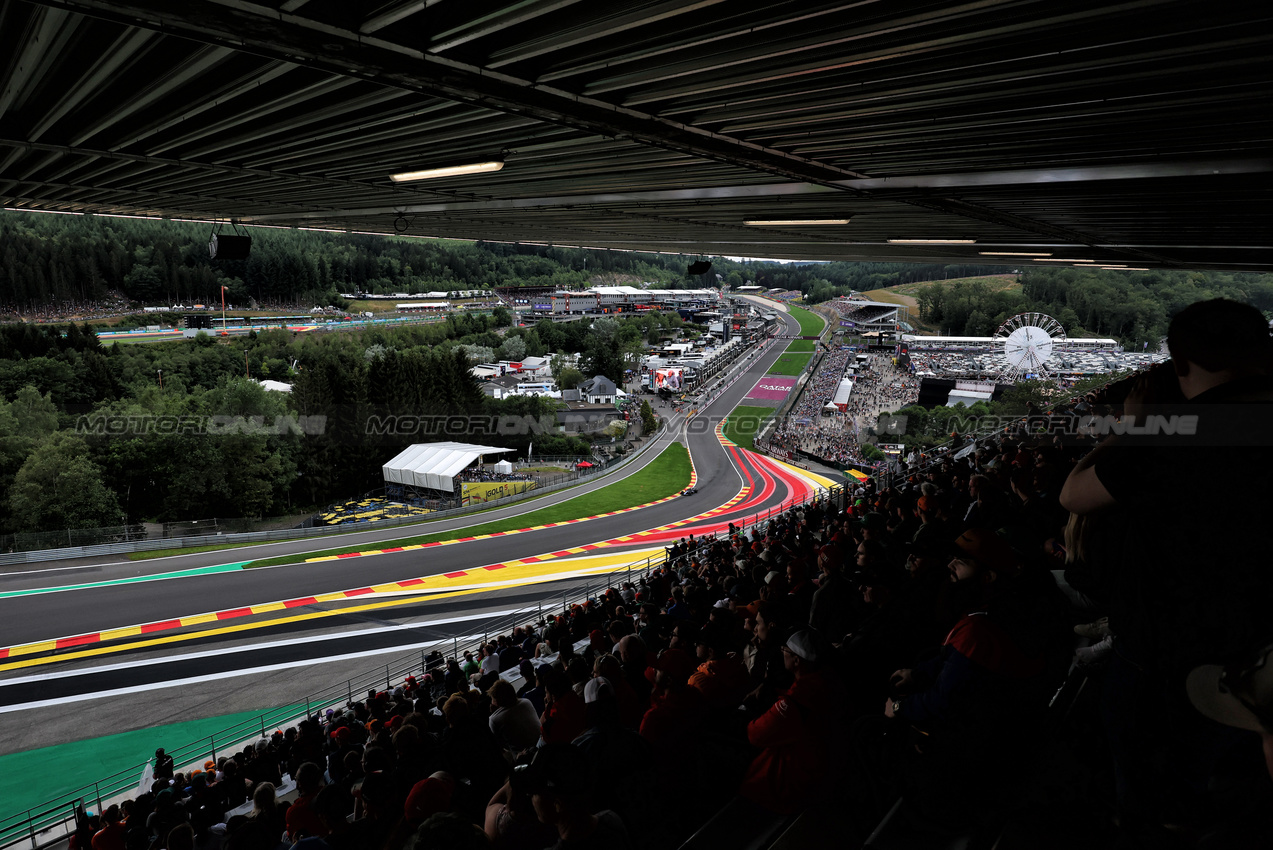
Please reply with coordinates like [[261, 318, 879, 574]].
[[766, 351, 918, 468], [66, 300, 1273, 850]]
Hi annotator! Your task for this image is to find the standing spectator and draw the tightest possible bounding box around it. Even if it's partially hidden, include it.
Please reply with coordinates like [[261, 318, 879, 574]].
[[153, 749, 174, 783], [1062, 299, 1273, 845]]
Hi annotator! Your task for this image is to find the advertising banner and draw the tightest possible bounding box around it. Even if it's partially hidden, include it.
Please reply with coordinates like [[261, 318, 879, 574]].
[[461, 480, 536, 506]]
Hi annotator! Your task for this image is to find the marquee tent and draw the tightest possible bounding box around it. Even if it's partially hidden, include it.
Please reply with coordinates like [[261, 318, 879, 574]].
[[494, 459, 514, 475], [382, 442, 513, 492]]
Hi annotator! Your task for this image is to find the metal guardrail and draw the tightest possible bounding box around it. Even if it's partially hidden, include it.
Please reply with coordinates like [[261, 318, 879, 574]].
[[0, 429, 666, 568], [1, 481, 848, 850]]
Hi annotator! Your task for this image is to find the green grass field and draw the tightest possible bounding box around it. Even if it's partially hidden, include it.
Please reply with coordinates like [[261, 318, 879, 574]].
[[723, 406, 774, 451], [767, 353, 813, 376], [246, 443, 692, 568], [787, 303, 826, 337], [786, 339, 815, 352]]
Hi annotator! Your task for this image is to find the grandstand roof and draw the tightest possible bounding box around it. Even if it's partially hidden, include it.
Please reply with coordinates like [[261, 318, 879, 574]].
[[382, 442, 513, 492], [1, 3, 1268, 272]]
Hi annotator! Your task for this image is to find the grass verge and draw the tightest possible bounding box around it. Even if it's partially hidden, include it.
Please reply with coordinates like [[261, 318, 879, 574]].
[[723, 406, 774, 451], [786, 339, 815, 352], [767, 353, 813, 376], [245, 444, 692, 568], [787, 303, 826, 337]]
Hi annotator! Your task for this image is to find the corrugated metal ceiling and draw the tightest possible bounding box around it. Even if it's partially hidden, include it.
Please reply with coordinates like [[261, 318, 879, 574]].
[[1, 0, 1270, 270]]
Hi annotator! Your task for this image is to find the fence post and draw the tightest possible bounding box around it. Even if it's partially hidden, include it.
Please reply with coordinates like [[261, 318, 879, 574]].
[[211, 736, 217, 762], [347, 680, 352, 702], [95, 782, 102, 813], [386, 664, 391, 689], [260, 716, 266, 738], [305, 697, 310, 719]]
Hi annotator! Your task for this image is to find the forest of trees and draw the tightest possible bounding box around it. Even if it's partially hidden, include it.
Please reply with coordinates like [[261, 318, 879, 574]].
[[0, 210, 1004, 308], [0, 307, 687, 533], [913, 269, 1273, 348]]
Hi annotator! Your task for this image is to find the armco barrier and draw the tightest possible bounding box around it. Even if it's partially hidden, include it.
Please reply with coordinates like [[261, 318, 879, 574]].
[[0, 482, 846, 850]]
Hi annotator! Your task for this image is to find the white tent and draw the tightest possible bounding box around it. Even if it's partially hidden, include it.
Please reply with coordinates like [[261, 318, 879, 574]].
[[256, 379, 293, 393], [494, 459, 514, 474], [382, 442, 513, 492]]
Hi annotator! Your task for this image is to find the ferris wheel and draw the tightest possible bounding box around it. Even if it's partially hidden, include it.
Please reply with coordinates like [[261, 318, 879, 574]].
[[995, 312, 1066, 382]]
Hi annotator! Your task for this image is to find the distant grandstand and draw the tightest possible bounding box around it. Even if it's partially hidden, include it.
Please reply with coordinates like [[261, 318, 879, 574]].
[[824, 297, 907, 334]]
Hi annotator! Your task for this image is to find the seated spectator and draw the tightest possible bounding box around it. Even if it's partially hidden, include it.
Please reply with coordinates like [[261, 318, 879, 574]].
[[436, 695, 508, 804], [539, 667, 587, 746], [311, 785, 357, 850], [145, 789, 188, 849], [483, 767, 558, 849], [740, 630, 847, 814], [225, 783, 284, 850], [519, 744, 633, 849], [285, 762, 326, 842], [688, 629, 749, 712], [488, 679, 542, 754], [850, 528, 1060, 827], [403, 773, 455, 827], [572, 676, 656, 832], [90, 806, 125, 850], [741, 601, 792, 717], [515, 660, 545, 715], [593, 654, 642, 730], [639, 649, 705, 749], [407, 812, 489, 850]]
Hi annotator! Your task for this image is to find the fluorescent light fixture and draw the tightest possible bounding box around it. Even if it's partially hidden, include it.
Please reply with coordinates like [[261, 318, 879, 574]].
[[4, 207, 83, 215], [1033, 258, 1095, 263], [95, 213, 163, 220], [744, 219, 851, 226], [242, 223, 292, 230], [1099, 266, 1148, 270], [979, 251, 1052, 257], [298, 227, 347, 233], [887, 238, 976, 244], [389, 160, 504, 182]]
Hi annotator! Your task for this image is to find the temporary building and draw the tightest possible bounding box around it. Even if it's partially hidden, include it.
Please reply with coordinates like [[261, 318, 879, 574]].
[[494, 459, 514, 475], [382, 442, 513, 492]]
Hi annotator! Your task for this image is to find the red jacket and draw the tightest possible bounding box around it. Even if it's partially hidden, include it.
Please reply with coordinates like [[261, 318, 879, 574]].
[[740, 669, 846, 814], [639, 685, 706, 747], [540, 690, 586, 745]]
